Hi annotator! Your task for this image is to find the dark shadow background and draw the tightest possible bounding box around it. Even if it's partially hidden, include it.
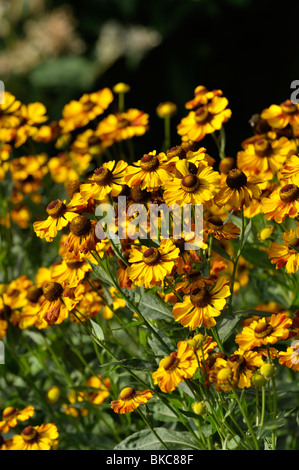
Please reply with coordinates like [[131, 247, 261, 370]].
[[4, 0, 299, 162]]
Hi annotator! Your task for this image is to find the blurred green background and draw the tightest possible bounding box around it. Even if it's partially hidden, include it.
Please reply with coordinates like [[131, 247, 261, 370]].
[[1, 0, 299, 156]]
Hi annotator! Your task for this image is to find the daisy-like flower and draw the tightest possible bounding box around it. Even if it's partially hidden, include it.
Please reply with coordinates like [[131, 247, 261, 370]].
[[163, 159, 220, 207], [235, 313, 292, 351], [64, 216, 98, 256], [214, 168, 262, 209], [261, 99, 299, 130], [125, 151, 171, 191], [37, 282, 83, 326], [268, 225, 299, 273], [51, 254, 92, 288], [278, 340, 299, 371], [204, 215, 240, 240], [48, 152, 91, 185], [261, 183, 299, 223], [97, 108, 149, 146], [152, 341, 198, 393], [59, 88, 113, 134], [208, 357, 234, 392], [85, 375, 111, 405], [172, 276, 230, 330], [175, 269, 217, 294], [0, 406, 34, 433], [111, 387, 153, 414], [228, 350, 264, 389], [0, 91, 21, 130], [126, 239, 180, 289], [14, 102, 48, 148], [80, 160, 128, 202], [185, 85, 223, 110], [71, 129, 104, 157], [33, 199, 79, 242], [237, 134, 293, 179], [177, 95, 231, 142], [10, 423, 59, 450], [165, 143, 214, 172]]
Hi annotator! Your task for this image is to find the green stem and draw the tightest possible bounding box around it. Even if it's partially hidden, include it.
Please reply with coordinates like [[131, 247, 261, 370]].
[[136, 408, 170, 450], [229, 383, 259, 450]]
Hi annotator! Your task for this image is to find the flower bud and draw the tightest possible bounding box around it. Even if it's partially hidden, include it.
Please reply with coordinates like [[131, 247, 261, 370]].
[[252, 372, 267, 388], [260, 363, 276, 378], [192, 401, 207, 416]]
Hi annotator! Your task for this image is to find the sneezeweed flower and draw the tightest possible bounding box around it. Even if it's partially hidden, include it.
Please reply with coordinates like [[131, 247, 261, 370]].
[[125, 150, 171, 191], [59, 88, 113, 134], [0, 91, 21, 130], [214, 168, 262, 209], [163, 159, 220, 206], [10, 423, 59, 450], [51, 255, 92, 288], [261, 100, 299, 130], [101, 287, 126, 320], [172, 276, 230, 329], [80, 160, 128, 201], [111, 387, 153, 414], [37, 282, 83, 326], [127, 240, 180, 289], [235, 313, 292, 351], [0, 434, 12, 450], [152, 341, 198, 393], [268, 225, 299, 273], [0, 406, 34, 433], [261, 183, 299, 223], [156, 102, 177, 118], [278, 340, 299, 371], [97, 108, 149, 145], [237, 134, 293, 180], [177, 95, 231, 142], [208, 357, 234, 392], [204, 215, 240, 240], [228, 350, 264, 389], [86, 375, 111, 405], [14, 102, 48, 147], [64, 216, 98, 256], [187, 333, 217, 362], [48, 152, 91, 185], [185, 85, 223, 110], [33, 199, 79, 242]]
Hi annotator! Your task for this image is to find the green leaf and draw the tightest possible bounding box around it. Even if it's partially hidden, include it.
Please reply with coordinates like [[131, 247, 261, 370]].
[[114, 428, 201, 450], [139, 292, 173, 320], [217, 312, 244, 342], [212, 242, 233, 262], [100, 358, 155, 371], [87, 261, 115, 287], [90, 320, 104, 341], [150, 401, 178, 422]]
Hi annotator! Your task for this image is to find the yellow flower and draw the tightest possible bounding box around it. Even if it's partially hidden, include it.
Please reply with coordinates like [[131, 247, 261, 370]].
[[125, 150, 171, 191], [281, 154, 299, 186], [185, 85, 223, 109], [209, 357, 234, 392], [261, 100, 299, 129], [51, 255, 92, 288], [261, 183, 299, 223], [46, 386, 61, 404], [10, 423, 59, 450], [0, 91, 21, 129], [14, 102, 48, 147], [278, 340, 299, 371], [59, 88, 113, 133], [228, 350, 264, 389], [172, 276, 230, 329], [48, 152, 92, 185], [235, 313, 292, 351], [156, 102, 177, 118], [86, 375, 111, 405], [37, 282, 83, 326], [152, 341, 198, 392], [80, 160, 128, 201], [33, 199, 79, 242], [257, 225, 274, 241], [163, 159, 220, 206], [177, 96, 231, 142], [237, 134, 293, 179], [97, 108, 149, 145], [127, 239, 180, 289], [268, 225, 299, 273], [0, 406, 34, 433], [204, 215, 240, 240], [113, 82, 131, 94], [111, 387, 153, 414], [214, 168, 262, 209]]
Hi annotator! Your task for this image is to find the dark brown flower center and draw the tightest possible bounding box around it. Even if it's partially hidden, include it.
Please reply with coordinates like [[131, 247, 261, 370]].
[[254, 322, 273, 339], [140, 154, 159, 171], [161, 352, 179, 371], [190, 287, 211, 308], [279, 184, 299, 203], [94, 167, 113, 185], [226, 169, 247, 190], [21, 426, 38, 442], [142, 247, 161, 265], [166, 146, 186, 160], [119, 387, 135, 400], [70, 215, 92, 237], [130, 186, 149, 203], [43, 282, 63, 302], [181, 174, 200, 193], [3, 407, 16, 419], [281, 100, 297, 114], [207, 216, 224, 228], [195, 106, 209, 123], [65, 259, 85, 270], [46, 199, 66, 218], [66, 180, 83, 200]]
